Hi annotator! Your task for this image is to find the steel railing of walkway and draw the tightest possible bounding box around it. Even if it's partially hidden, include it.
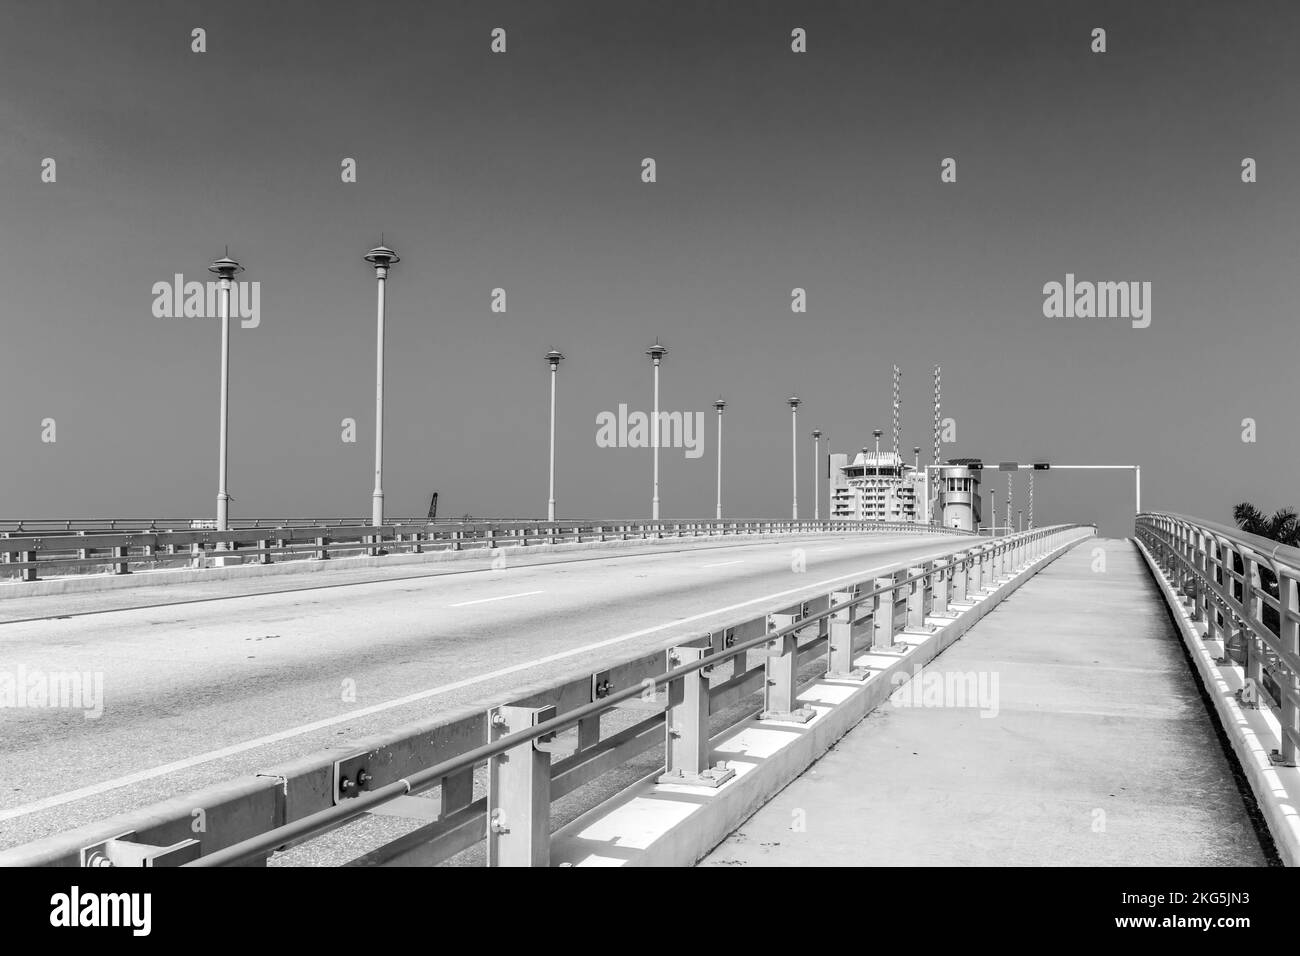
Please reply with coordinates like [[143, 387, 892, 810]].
[[1137, 512, 1300, 766], [0, 523, 1091, 868]]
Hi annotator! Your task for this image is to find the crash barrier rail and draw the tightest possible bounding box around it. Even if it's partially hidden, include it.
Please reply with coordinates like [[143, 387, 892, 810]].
[[0, 523, 1090, 867], [1136, 512, 1300, 766], [0, 516, 659, 533], [0, 518, 970, 583]]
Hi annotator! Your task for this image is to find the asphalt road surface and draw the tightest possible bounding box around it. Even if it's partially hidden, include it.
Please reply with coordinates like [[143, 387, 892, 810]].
[[0, 531, 977, 854]]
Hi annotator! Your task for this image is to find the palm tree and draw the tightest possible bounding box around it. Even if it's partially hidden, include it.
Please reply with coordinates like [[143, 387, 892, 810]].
[[1232, 502, 1300, 547]]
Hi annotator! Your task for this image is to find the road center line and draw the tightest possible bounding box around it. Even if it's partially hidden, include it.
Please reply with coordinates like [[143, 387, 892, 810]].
[[699, 560, 744, 568], [449, 590, 544, 608], [0, 539, 962, 823]]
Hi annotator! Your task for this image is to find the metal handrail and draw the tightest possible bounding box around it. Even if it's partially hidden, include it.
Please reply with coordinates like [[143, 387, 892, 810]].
[[191, 522, 1089, 867], [1136, 511, 1300, 765], [0, 519, 972, 584]]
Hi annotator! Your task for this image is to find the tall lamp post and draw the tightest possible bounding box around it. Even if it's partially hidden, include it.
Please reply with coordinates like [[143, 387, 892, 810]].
[[646, 340, 668, 520], [546, 349, 565, 521], [812, 428, 822, 521], [788, 396, 801, 521], [364, 242, 400, 528], [714, 397, 726, 521], [208, 251, 243, 536]]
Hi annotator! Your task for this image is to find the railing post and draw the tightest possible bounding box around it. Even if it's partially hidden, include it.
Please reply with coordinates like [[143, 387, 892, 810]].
[[905, 564, 936, 633], [931, 558, 954, 616], [968, 549, 984, 594], [872, 576, 900, 650], [20, 549, 38, 582], [314, 536, 330, 561], [658, 643, 735, 786], [948, 553, 969, 604], [486, 704, 556, 867], [112, 545, 130, 575], [761, 612, 815, 722], [257, 537, 272, 565], [827, 587, 868, 681], [1277, 571, 1299, 766]]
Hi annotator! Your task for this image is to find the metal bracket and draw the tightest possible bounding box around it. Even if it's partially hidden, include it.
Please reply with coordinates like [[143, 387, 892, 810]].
[[81, 831, 200, 867], [334, 750, 377, 803], [658, 762, 735, 788]]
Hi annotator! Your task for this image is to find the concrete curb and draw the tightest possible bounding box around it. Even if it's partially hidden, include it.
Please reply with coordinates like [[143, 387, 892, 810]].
[[550, 531, 1093, 866], [0, 530, 911, 600], [1135, 538, 1300, 867]]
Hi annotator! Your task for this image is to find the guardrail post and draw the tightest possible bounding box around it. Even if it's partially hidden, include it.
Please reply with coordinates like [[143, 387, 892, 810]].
[[761, 612, 815, 722], [931, 558, 956, 617], [827, 588, 868, 681], [487, 704, 556, 867], [20, 550, 37, 582], [950, 553, 969, 604], [314, 536, 329, 561], [904, 565, 937, 634], [257, 537, 272, 565], [658, 643, 735, 786], [112, 545, 130, 575], [872, 576, 900, 650]]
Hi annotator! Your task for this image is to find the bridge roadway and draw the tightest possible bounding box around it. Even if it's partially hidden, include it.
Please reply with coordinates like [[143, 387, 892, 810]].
[[0, 530, 975, 854], [700, 539, 1274, 866]]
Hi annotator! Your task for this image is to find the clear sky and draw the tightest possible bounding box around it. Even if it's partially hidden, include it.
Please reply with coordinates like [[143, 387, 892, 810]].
[[1, 0, 1295, 537]]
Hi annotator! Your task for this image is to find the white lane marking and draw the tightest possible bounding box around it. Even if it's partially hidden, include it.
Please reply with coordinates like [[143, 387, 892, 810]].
[[699, 560, 744, 568], [0, 540, 963, 823], [449, 590, 544, 608]]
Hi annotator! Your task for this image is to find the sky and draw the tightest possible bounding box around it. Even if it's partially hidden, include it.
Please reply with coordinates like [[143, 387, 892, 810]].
[[0, 0, 1296, 538]]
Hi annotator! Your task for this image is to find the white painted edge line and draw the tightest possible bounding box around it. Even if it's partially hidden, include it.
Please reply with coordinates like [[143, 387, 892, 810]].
[[0, 539, 984, 823], [1135, 538, 1300, 867], [448, 590, 544, 608], [699, 560, 744, 569]]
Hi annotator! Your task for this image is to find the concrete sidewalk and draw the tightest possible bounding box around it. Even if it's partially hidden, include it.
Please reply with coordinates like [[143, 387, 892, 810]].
[[700, 539, 1272, 866]]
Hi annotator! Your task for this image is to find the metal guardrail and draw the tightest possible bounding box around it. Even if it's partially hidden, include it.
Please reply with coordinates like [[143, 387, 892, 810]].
[[1136, 512, 1300, 767], [0, 519, 970, 583], [0, 523, 1090, 868]]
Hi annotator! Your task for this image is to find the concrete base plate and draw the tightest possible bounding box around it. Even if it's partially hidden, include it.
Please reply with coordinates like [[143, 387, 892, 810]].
[[657, 766, 736, 788], [825, 667, 870, 682], [760, 706, 816, 724]]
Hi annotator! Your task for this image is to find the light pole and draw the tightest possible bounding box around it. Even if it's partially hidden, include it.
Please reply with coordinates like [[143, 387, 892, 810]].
[[364, 242, 400, 528], [546, 349, 565, 521], [208, 251, 243, 535], [646, 340, 668, 520], [812, 428, 822, 521], [714, 397, 726, 521], [788, 396, 801, 520]]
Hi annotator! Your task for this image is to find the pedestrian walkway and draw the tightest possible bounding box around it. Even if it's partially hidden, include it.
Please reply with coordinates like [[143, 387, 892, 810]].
[[700, 539, 1272, 866]]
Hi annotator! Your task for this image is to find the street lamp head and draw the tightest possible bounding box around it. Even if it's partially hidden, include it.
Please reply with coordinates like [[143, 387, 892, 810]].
[[788, 395, 801, 409], [872, 429, 883, 439], [207, 252, 244, 280], [645, 339, 668, 363], [546, 348, 565, 368], [812, 428, 822, 439], [364, 243, 401, 268], [714, 397, 727, 412]]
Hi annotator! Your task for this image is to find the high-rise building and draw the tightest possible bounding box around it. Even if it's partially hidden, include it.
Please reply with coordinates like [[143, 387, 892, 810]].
[[828, 449, 925, 522]]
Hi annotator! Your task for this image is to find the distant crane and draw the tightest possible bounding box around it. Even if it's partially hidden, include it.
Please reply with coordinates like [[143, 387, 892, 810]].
[[427, 491, 439, 521]]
